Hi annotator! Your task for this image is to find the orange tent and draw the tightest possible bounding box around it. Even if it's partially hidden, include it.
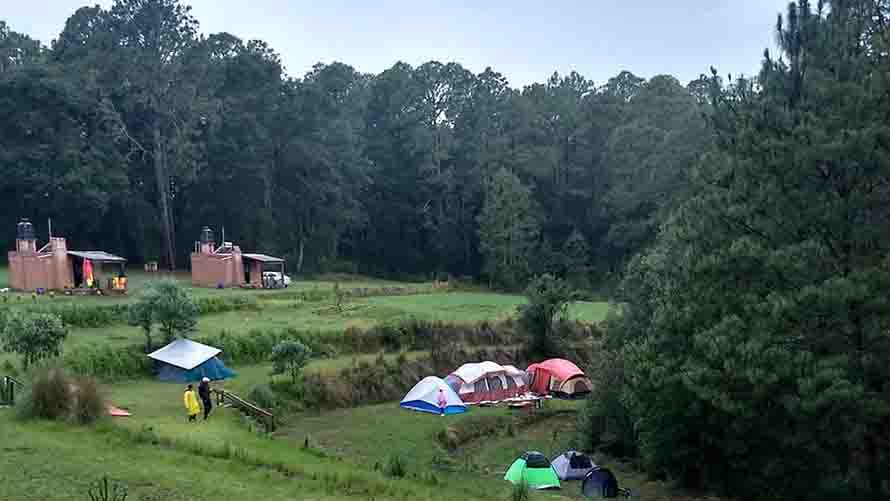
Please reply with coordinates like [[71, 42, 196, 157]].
[[526, 359, 591, 399]]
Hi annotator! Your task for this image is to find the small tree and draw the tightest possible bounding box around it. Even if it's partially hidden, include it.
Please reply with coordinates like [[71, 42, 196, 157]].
[[1, 312, 68, 370], [270, 340, 310, 384], [128, 279, 197, 350], [333, 282, 345, 313], [517, 274, 577, 357], [128, 300, 154, 353]]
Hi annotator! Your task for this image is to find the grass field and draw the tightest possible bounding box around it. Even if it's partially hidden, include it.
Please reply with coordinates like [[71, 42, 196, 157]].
[[0, 266, 427, 305], [11, 292, 608, 360], [0, 269, 638, 500]]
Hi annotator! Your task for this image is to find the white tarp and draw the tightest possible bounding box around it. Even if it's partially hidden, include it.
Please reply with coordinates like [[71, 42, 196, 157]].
[[450, 361, 509, 383], [147, 339, 221, 370]]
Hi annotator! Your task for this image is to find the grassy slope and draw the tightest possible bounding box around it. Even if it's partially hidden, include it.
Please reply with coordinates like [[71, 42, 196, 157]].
[[283, 402, 703, 501], [0, 412, 351, 501], [31, 292, 608, 355]]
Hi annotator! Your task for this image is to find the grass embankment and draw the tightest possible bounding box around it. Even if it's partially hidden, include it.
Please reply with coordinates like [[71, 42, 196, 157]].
[[0, 409, 481, 501], [14, 291, 606, 354]]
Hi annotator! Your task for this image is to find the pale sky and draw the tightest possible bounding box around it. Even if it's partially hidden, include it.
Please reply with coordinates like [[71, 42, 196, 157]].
[[5, 0, 789, 88]]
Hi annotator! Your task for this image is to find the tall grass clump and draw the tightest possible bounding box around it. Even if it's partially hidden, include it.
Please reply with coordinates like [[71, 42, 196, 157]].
[[16, 368, 106, 424], [384, 454, 407, 478], [71, 376, 105, 424], [16, 368, 72, 421]]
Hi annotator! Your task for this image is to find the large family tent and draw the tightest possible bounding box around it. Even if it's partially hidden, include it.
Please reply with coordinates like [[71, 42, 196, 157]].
[[147, 339, 236, 383], [504, 451, 561, 490], [552, 450, 595, 480], [400, 376, 467, 415], [526, 358, 592, 399], [445, 361, 528, 404], [581, 467, 620, 498]]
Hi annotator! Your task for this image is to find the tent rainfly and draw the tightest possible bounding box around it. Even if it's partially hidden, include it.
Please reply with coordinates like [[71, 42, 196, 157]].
[[551, 450, 596, 481], [581, 467, 621, 498], [147, 339, 235, 383], [526, 358, 592, 399], [444, 361, 528, 403], [400, 376, 467, 415]]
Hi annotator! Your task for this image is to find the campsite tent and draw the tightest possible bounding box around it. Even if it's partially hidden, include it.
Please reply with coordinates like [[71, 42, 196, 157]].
[[400, 376, 467, 415], [445, 361, 528, 403], [504, 451, 561, 490], [147, 339, 235, 383], [581, 467, 620, 498], [526, 358, 592, 399], [552, 450, 595, 480]]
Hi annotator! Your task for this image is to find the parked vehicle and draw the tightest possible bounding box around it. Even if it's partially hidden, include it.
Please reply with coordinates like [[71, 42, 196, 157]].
[[262, 271, 291, 287]]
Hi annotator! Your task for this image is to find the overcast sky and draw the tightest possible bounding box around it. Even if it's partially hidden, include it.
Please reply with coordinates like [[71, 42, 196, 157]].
[[6, 0, 789, 88]]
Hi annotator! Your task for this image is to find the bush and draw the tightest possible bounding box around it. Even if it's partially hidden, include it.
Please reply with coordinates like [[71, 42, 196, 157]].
[[247, 384, 276, 409], [16, 368, 73, 421], [1, 359, 17, 377], [63, 344, 151, 380], [87, 476, 129, 501], [72, 376, 105, 424], [385, 454, 406, 478], [270, 340, 311, 384]]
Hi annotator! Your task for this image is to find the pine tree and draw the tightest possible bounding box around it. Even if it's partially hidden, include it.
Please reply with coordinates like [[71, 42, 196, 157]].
[[610, 1, 890, 499], [477, 168, 540, 289]]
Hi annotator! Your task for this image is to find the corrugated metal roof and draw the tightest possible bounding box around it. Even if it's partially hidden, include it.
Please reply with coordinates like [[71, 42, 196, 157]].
[[242, 253, 284, 263], [147, 339, 221, 370], [67, 251, 127, 263]]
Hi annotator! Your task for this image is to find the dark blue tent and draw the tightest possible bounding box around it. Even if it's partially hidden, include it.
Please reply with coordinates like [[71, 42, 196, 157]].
[[581, 467, 619, 498], [147, 339, 235, 383]]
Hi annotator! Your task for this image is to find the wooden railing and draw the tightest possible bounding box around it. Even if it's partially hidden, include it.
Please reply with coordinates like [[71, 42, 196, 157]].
[[1, 376, 25, 406], [212, 388, 275, 433]]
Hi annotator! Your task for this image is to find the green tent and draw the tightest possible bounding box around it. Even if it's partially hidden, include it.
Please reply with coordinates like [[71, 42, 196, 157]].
[[504, 451, 561, 490]]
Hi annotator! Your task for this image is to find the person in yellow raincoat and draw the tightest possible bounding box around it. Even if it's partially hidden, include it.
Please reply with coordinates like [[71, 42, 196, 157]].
[[183, 384, 200, 422]]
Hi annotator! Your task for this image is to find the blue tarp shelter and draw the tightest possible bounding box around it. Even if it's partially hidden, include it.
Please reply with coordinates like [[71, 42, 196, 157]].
[[147, 339, 235, 383]]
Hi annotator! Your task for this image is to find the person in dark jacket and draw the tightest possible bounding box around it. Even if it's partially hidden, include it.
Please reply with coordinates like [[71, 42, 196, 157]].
[[198, 377, 213, 420]]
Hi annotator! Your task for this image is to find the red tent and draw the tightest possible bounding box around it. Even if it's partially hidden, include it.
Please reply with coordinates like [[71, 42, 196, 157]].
[[526, 359, 592, 399]]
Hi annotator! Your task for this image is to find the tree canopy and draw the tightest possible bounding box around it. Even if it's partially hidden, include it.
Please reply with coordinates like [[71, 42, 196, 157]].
[[0, 0, 710, 288], [592, 2, 890, 499]]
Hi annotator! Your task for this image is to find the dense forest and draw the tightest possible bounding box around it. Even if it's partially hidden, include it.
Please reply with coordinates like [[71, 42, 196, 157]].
[[584, 1, 890, 500], [0, 0, 710, 286]]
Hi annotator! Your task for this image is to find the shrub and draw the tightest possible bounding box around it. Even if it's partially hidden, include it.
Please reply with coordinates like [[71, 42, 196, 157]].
[[270, 340, 311, 384], [247, 384, 276, 409], [87, 476, 129, 501], [1, 359, 17, 377], [16, 368, 73, 421], [1, 311, 68, 370], [72, 376, 105, 424], [63, 344, 151, 380], [134, 424, 160, 445], [385, 454, 406, 478]]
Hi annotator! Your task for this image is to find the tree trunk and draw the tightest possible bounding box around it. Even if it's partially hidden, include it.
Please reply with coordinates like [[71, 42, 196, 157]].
[[296, 236, 305, 273], [262, 161, 273, 211], [153, 125, 176, 270]]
